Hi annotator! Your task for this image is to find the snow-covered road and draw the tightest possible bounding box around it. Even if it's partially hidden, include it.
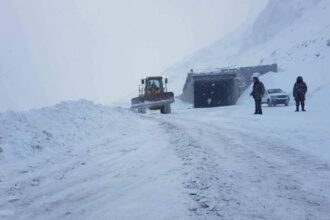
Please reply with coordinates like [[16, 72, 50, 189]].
[[1, 100, 330, 220], [151, 103, 330, 219]]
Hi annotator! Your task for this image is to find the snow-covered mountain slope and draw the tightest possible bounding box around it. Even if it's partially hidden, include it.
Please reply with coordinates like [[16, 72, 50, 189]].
[[166, 0, 330, 100], [243, 0, 323, 50]]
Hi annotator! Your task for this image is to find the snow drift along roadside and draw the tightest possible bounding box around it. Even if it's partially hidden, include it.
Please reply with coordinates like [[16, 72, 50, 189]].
[[0, 100, 191, 220]]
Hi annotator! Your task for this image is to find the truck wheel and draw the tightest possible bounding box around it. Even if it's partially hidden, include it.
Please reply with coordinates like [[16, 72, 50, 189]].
[[161, 104, 171, 114]]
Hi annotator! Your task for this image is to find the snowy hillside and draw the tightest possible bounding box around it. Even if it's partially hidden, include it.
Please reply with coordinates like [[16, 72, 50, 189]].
[[166, 0, 330, 100]]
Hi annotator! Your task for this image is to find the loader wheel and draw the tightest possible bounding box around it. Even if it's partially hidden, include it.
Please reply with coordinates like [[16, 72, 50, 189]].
[[160, 104, 171, 114]]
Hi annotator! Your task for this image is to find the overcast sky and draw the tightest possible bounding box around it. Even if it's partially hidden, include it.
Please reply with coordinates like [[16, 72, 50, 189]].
[[0, 0, 268, 111]]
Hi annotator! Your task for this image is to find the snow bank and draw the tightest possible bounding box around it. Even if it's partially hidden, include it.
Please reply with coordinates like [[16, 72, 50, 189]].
[[0, 100, 135, 161], [0, 100, 190, 220]]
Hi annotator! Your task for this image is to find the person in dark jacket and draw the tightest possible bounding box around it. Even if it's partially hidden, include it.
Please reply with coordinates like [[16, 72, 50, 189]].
[[293, 76, 308, 112], [250, 76, 265, 114]]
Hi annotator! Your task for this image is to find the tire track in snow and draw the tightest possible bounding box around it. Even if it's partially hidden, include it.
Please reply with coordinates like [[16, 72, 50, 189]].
[[153, 118, 241, 219]]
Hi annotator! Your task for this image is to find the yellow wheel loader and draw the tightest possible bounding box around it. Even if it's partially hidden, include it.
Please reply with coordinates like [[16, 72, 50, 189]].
[[131, 76, 174, 114]]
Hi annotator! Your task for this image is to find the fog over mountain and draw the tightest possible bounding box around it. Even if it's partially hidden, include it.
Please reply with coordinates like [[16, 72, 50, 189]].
[[0, 0, 266, 111], [166, 0, 330, 97]]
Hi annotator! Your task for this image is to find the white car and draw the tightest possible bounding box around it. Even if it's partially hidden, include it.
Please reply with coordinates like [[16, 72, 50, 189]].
[[262, 88, 290, 107]]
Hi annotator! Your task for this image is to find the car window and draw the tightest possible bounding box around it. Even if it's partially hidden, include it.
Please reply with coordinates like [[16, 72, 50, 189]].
[[268, 89, 282, 94]]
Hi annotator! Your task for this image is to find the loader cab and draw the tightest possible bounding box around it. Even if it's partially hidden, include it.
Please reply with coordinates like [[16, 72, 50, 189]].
[[146, 78, 161, 90], [141, 77, 168, 95]]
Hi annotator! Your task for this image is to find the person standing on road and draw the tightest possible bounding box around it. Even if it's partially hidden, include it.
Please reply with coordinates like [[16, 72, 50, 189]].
[[250, 76, 265, 115], [293, 76, 308, 112]]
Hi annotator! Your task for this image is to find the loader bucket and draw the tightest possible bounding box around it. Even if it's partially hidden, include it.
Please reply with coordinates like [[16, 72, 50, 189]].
[[144, 92, 174, 102], [130, 92, 174, 110]]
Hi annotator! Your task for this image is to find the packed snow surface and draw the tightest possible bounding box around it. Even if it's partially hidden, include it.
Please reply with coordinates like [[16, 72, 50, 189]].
[[1, 99, 330, 220], [0, 100, 193, 219]]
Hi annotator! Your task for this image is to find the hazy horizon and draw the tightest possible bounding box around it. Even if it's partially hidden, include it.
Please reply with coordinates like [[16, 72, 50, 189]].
[[0, 0, 268, 111]]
